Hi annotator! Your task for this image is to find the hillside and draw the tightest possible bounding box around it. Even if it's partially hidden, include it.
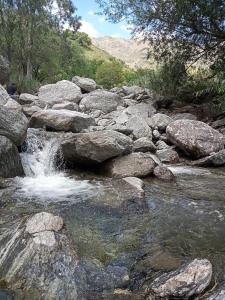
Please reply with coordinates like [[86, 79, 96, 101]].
[[92, 37, 154, 69]]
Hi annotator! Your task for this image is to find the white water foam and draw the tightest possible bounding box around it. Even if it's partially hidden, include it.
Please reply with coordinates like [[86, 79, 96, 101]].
[[16, 132, 95, 201]]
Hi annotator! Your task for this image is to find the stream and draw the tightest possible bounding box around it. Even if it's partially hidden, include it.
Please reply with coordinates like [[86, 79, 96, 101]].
[[0, 133, 225, 299]]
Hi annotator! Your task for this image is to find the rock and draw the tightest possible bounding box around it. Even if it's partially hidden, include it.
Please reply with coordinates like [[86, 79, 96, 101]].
[[105, 152, 156, 178], [30, 109, 95, 133], [133, 137, 156, 153], [0, 135, 24, 178], [0, 56, 10, 85], [167, 120, 224, 158], [154, 166, 175, 181], [148, 113, 173, 131], [72, 76, 97, 92], [122, 85, 145, 96], [61, 130, 132, 165], [149, 259, 212, 299], [22, 105, 41, 117], [106, 124, 133, 135], [0, 84, 11, 105], [79, 90, 122, 113], [4, 98, 22, 111], [156, 140, 170, 150], [156, 148, 179, 163], [126, 116, 152, 140], [211, 117, 225, 129], [0, 106, 28, 145], [172, 112, 197, 121], [38, 80, 82, 106], [152, 129, 161, 140], [190, 149, 225, 167], [26, 212, 64, 234], [124, 103, 156, 119], [123, 177, 145, 198], [52, 102, 78, 111], [19, 93, 39, 105], [0, 213, 83, 300], [204, 283, 225, 300]]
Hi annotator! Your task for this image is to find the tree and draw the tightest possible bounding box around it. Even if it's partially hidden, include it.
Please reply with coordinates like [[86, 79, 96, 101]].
[[96, 0, 225, 66]]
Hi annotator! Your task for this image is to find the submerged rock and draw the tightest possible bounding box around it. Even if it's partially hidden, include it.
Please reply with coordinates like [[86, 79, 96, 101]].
[[61, 130, 132, 165], [204, 283, 225, 299], [104, 152, 156, 178], [167, 120, 224, 158], [26, 212, 63, 234], [149, 259, 212, 299], [0, 135, 24, 178], [154, 166, 175, 181], [123, 177, 145, 198], [0, 106, 28, 145], [72, 76, 97, 92], [30, 109, 95, 133]]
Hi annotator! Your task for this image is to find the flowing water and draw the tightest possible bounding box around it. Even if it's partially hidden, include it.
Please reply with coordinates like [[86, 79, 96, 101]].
[[1, 132, 225, 299]]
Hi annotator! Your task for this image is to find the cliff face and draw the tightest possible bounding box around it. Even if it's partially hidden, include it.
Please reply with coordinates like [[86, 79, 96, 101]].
[[92, 37, 153, 69]]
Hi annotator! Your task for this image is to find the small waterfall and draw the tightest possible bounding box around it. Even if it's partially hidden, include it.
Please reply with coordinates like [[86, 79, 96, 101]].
[[16, 131, 94, 202]]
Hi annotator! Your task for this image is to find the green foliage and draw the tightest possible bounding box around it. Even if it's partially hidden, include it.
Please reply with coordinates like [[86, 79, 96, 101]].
[[95, 60, 125, 89], [73, 32, 92, 48]]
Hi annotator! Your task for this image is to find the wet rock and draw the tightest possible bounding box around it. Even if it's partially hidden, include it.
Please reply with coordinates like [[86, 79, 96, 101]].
[[61, 130, 132, 165], [167, 120, 224, 158], [123, 177, 145, 198], [0, 106, 28, 145], [0, 84, 11, 105], [156, 148, 179, 164], [26, 212, 63, 234], [190, 149, 225, 167], [52, 101, 79, 111], [149, 259, 212, 299], [0, 212, 84, 300], [204, 282, 225, 299], [105, 152, 156, 178], [19, 93, 39, 105], [172, 112, 197, 121], [133, 137, 156, 153], [30, 109, 95, 133], [72, 76, 97, 92], [153, 166, 175, 181], [79, 90, 122, 113], [38, 80, 82, 106], [0, 135, 24, 178], [0, 56, 10, 85], [148, 113, 173, 131], [127, 116, 152, 140]]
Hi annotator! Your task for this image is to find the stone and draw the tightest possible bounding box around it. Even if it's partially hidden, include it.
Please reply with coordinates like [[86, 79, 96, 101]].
[[172, 112, 197, 121], [123, 177, 145, 198], [148, 113, 173, 131], [26, 212, 63, 234], [0, 56, 10, 85], [33, 231, 57, 247], [156, 148, 179, 164], [211, 117, 225, 129], [4, 98, 22, 111], [124, 103, 156, 119], [0, 135, 24, 178], [190, 149, 225, 167], [19, 93, 39, 105], [0, 106, 28, 145], [167, 120, 224, 158], [152, 129, 161, 140], [52, 102, 78, 111], [156, 140, 170, 150], [126, 116, 152, 140], [204, 283, 225, 300], [133, 137, 156, 153], [105, 152, 156, 178], [72, 76, 97, 92], [30, 109, 95, 133], [0, 84, 11, 105], [122, 85, 145, 96], [149, 259, 212, 299], [79, 89, 122, 113], [154, 166, 175, 181], [61, 130, 132, 165], [106, 124, 133, 135], [38, 80, 82, 106], [22, 105, 41, 117]]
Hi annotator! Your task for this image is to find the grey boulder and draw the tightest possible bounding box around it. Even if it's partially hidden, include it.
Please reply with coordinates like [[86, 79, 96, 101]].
[[52, 102, 78, 111], [156, 148, 179, 164], [190, 149, 225, 167], [133, 137, 156, 153], [127, 116, 152, 140], [154, 166, 175, 181], [30, 109, 95, 133], [167, 120, 224, 158], [19, 93, 39, 105], [0, 84, 11, 105], [148, 113, 173, 131], [72, 76, 97, 92]]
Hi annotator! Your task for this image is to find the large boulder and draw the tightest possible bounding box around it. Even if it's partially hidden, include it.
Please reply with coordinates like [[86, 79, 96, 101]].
[[127, 116, 152, 140], [0, 106, 28, 145], [104, 152, 156, 178], [79, 90, 122, 113], [61, 130, 132, 165], [190, 149, 225, 167], [149, 259, 212, 299], [30, 109, 95, 133], [167, 120, 224, 158], [0, 56, 10, 85], [133, 137, 156, 153], [38, 80, 82, 106], [148, 113, 173, 131], [0, 136, 24, 178], [19, 93, 39, 105], [72, 76, 97, 92], [0, 84, 11, 105], [156, 148, 179, 164]]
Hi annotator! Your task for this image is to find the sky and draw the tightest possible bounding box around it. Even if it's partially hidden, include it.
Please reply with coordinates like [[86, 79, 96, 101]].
[[74, 0, 132, 39]]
